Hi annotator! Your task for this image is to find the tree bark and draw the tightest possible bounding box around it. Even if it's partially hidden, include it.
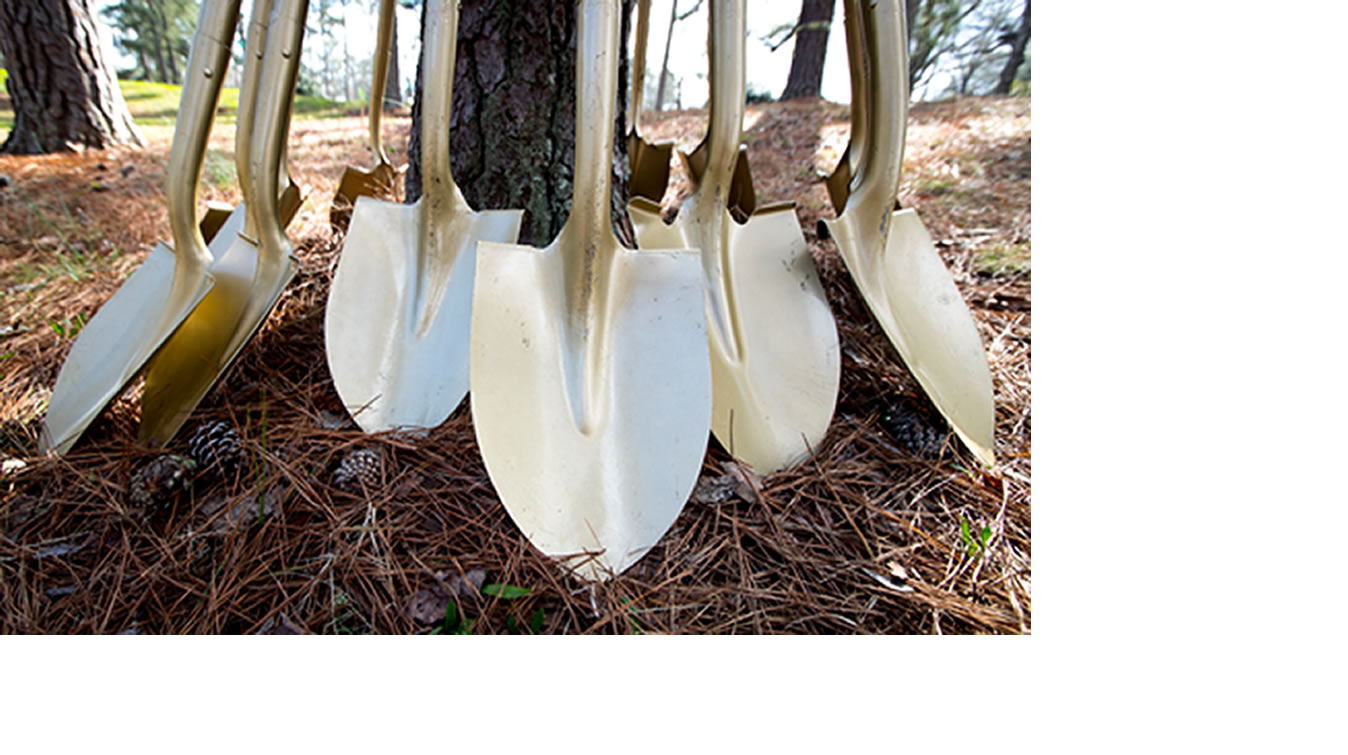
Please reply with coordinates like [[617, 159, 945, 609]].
[[0, 0, 145, 154], [993, 0, 1028, 95], [406, 0, 634, 248], [780, 0, 834, 100]]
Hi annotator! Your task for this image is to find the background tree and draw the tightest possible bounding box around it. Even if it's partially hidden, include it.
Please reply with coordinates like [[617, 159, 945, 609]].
[[653, 0, 700, 112], [992, 0, 1028, 95], [0, 0, 144, 154], [907, 0, 981, 93], [105, 0, 198, 84], [777, 0, 834, 101], [406, 0, 634, 247]]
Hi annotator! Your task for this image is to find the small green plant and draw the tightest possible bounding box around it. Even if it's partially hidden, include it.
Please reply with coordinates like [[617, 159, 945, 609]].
[[430, 598, 473, 635], [48, 313, 86, 339], [960, 516, 993, 559], [482, 583, 531, 599], [202, 148, 238, 192]]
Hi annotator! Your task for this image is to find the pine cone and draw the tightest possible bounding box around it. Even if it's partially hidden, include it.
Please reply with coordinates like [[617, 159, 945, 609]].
[[188, 421, 242, 479], [879, 409, 946, 458], [129, 454, 197, 512], [332, 448, 381, 492]]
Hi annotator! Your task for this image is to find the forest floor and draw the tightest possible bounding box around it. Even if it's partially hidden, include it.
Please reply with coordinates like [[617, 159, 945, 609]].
[[0, 94, 1030, 634]]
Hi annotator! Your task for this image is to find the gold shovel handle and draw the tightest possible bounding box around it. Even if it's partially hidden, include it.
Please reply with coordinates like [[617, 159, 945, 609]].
[[249, 0, 307, 270], [851, 0, 908, 219], [419, 0, 460, 191], [569, 0, 621, 244], [370, 0, 396, 167], [167, 0, 242, 273]]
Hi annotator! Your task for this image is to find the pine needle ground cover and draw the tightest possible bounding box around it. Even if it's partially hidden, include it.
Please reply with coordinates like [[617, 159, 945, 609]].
[[0, 96, 1030, 634]]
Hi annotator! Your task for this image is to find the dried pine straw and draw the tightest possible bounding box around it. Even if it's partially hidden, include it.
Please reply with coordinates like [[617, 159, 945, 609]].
[[1, 98, 1030, 634]]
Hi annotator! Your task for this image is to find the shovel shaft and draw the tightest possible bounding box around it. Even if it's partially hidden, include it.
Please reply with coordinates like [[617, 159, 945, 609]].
[[236, 0, 274, 236], [568, 0, 621, 246], [369, 0, 396, 165], [250, 0, 307, 274], [854, 0, 907, 211], [166, 0, 241, 275], [700, 0, 746, 198], [843, 0, 869, 175], [419, 0, 459, 192]]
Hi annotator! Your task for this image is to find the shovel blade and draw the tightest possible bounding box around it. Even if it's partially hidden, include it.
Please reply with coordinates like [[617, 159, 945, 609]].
[[471, 241, 710, 581], [826, 209, 995, 465], [327, 196, 521, 432], [631, 200, 840, 473], [41, 243, 213, 455]]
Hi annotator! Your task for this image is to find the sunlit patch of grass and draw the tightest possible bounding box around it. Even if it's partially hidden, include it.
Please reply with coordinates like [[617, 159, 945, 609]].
[[972, 240, 1030, 276]]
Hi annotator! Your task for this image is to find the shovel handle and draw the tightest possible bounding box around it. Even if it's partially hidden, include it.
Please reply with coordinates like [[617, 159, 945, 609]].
[[235, 0, 274, 230], [570, 0, 621, 241], [166, 0, 241, 273], [699, 0, 746, 198], [853, 0, 907, 214], [370, 0, 396, 166], [419, 0, 459, 192], [843, 0, 869, 178], [249, 0, 307, 265]]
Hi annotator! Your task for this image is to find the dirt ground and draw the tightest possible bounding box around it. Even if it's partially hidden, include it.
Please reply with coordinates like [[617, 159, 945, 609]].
[[0, 95, 1030, 634]]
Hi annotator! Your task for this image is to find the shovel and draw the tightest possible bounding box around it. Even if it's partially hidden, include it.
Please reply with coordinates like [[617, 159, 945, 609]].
[[627, 0, 839, 475], [627, 0, 673, 203], [137, 0, 308, 445], [330, 0, 403, 227], [38, 0, 240, 455], [470, 0, 710, 581], [821, 0, 995, 466], [199, 0, 306, 246], [325, 0, 522, 433]]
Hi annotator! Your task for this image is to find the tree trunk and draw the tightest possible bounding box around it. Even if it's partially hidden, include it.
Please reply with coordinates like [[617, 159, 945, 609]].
[[0, 0, 145, 154], [780, 0, 834, 100], [406, 0, 634, 248], [993, 0, 1028, 95], [383, 8, 401, 109]]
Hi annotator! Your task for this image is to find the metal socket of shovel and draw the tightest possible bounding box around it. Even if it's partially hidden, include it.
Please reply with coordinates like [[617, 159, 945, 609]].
[[628, 0, 839, 475], [38, 0, 240, 455], [330, 0, 405, 229], [822, 0, 995, 466], [471, 0, 710, 581], [138, 0, 306, 445], [627, 0, 673, 203], [325, 0, 521, 434]]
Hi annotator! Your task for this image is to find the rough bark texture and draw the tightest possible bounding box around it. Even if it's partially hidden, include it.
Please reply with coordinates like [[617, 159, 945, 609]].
[[406, 0, 634, 248], [993, 0, 1029, 95], [0, 0, 145, 154], [780, 0, 834, 100]]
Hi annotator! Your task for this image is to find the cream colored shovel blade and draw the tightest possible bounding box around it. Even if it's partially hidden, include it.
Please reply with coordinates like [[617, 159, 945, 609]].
[[630, 199, 839, 473], [470, 241, 709, 581], [327, 195, 521, 432], [40, 245, 213, 455], [824, 208, 995, 466]]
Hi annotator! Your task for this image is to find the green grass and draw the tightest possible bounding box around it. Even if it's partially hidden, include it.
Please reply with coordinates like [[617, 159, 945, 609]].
[[0, 72, 350, 133], [973, 240, 1031, 276]]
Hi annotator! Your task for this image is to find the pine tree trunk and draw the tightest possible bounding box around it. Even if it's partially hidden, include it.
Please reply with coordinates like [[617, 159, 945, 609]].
[[0, 0, 145, 154], [993, 0, 1029, 95], [406, 0, 634, 248], [383, 8, 401, 109], [780, 0, 834, 100]]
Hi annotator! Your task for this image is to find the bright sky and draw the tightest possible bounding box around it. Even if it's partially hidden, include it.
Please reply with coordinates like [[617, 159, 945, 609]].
[[95, 1, 863, 105]]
